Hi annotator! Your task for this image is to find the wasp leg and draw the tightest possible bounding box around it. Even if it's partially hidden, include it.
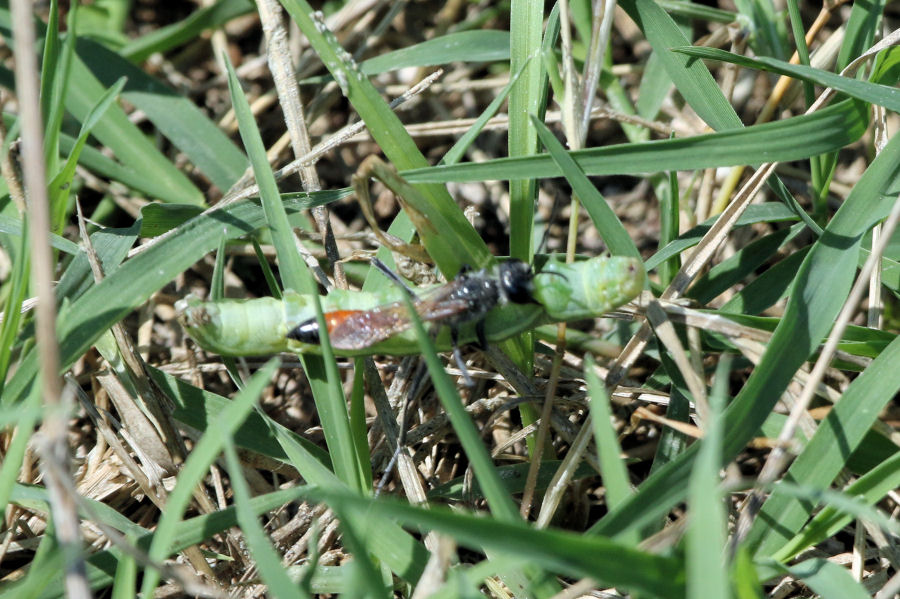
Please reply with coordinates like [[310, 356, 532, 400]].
[[449, 326, 475, 387], [475, 318, 488, 350]]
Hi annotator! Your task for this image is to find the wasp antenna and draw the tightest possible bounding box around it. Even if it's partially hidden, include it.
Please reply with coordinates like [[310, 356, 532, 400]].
[[371, 257, 417, 298]]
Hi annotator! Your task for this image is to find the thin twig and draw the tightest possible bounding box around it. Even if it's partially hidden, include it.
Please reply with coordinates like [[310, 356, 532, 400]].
[[257, 0, 345, 288], [735, 193, 900, 543]]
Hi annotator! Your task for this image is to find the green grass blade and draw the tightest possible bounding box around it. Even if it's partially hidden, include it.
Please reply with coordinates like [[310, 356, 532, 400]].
[[0, 393, 40, 520], [772, 450, 900, 563], [319, 506, 387, 598], [54, 221, 140, 304], [618, 0, 742, 131], [403, 99, 868, 183], [747, 332, 900, 557], [686, 358, 730, 599], [78, 40, 249, 191], [140, 360, 279, 596], [39, 0, 66, 176], [0, 228, 31, 391], [655, 0, 736, 23], [779, 558, 871, 599], [120, 0, 254, 63], [507, 0, 545, 260], [300, 486, 686, 599], [55, 55, 202, 203], [225, 57, 366, 491], [48, 76, 126, 228], [429, 460, 598, 500], [674, 47, 900, 111], [251, 237, 283, 300], [0, 213, 76, 252], [398, 290, 519, 521], [586, 356, 634, 511], [836, 0, 887, 72], [110, 532, 138, 599], [649, 361, 691, 475], [588, 124, 900, 541], [360, 30, 511, 74], [223, 442, 309, 599], [687, 224, 805, 305], [532, 115, 640, 258]]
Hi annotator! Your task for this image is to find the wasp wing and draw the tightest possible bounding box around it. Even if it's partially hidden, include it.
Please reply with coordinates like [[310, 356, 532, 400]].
[[326, 296, 471, 350]]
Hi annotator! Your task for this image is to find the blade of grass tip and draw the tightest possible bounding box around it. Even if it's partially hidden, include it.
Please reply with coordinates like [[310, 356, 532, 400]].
[[440, 58, 532, 167], [618, 0, 743, 132], [531, 114, 640, 259], [224, 55, 368, 491], [658, 168, 681, 286], [251, 238, 282, 300], [39, 0, 62, 174], [140, 359, 279, 597], [686, 356, 731, 599], [783, 558, 873, 599], [223, 442, 310, 599], [508, 0, 545, 261], [49, 76, 126, 232]]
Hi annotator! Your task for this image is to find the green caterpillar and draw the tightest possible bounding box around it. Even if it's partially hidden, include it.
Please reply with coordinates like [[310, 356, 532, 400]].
[[177, 256, 644, 357]]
